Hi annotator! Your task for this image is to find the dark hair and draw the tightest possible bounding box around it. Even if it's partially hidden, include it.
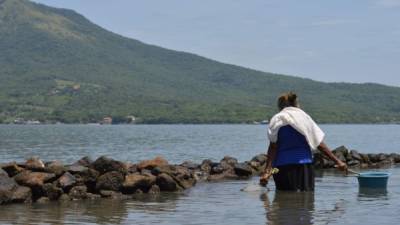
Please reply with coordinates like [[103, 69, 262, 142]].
[[277, 92, 299, 110]]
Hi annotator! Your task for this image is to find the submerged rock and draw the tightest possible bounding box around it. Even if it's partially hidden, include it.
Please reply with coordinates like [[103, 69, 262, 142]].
[[43, 183, 63, 201], [122, 174, 156, 193], [156, 173, 179, 192], [69, 185, 87, 200]]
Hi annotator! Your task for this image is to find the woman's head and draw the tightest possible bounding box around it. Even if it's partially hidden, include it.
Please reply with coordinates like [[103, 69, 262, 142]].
[[277, 92, 299, 110]]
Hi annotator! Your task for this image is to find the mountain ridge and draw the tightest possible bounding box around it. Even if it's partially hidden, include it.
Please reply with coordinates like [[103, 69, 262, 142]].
[[1, 0, 400, 124]]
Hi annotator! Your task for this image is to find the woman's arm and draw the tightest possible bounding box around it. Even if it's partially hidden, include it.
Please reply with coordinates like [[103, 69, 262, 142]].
[[317, 142, 347, 171], [259, 142, 278, 186], [265, 142, 278, 171]]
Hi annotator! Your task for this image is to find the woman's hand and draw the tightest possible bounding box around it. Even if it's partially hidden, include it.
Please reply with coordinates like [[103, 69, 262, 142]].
[[259, 168, 272, 186], [336, 161, 348, 172]]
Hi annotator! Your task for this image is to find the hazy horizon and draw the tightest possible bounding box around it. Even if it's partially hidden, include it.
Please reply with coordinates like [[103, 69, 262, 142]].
[[32, 0, 400, 87]]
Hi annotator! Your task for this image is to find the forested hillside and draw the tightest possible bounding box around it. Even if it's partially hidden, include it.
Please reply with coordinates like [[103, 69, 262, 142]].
[[1, 0, 400, 124]]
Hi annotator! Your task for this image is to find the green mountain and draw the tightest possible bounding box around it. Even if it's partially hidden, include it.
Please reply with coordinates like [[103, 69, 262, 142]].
[[1, 0, 400, 124]]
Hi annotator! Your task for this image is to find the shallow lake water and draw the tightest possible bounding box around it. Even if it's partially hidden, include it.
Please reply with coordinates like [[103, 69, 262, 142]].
[[0, 124, 399, 224]]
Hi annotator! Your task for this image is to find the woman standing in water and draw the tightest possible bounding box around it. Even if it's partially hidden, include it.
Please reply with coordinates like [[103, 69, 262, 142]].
[[260, 92, 347, 191]]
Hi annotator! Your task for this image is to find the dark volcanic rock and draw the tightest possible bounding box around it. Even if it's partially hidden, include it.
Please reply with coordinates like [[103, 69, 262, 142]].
[[57, 172, 76, 191], [69, 185, 87, 200], [67, 165, 88, 174], [350, 150, 362, 161], [156, 173, 179, 192], [200, 159, 213, 173], [96, 171, 124, 191], [137, 156, 168, 171], [45, 161, 66, 176], [180, 161, 199, 170], [43, 183, 63, 200], [0, 174, 18, 204], [1, 162, 25, 177], [251, 154, 268, 165], [234, 163, 253, 177], [152, 165, 196, 189], [73, 156, 93, 167], [0, 168, 7, 176], [211, 164, 225, 174], [92, 156, 127, 175], [220, 156, 238, 167], [122, 174, 156, 193], [11, 186, 32, 203], [368, 154, 380, 163], [14, 171, 56, 188], [360, 154, 370, 163], [332, 146, 348, 162], [390, 153, 400, 163]]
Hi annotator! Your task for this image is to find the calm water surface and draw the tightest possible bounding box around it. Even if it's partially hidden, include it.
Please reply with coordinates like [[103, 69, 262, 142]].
[[0, 124, 399, 225]]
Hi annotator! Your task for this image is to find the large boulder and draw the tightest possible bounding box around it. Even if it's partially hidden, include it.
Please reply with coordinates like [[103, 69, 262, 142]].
[[122, 174, 156, 193], [156, 173, 180, 192], [0, 174, 18, 204], [11, 186, 32, 203], [57, 172, 76, 191], [137, 156, 168, 171], [220, 156, 238, 167], [96, 171, 124, 191], [69, 185, 87, 200], [45, 161, 66, 176], [152, 165, 196, 189], [332, 146, 348, 162], [25, 157, 45, 171], [349, 150, 362, 161], [14, 171, 55, 188], [234, 163, 253, 177], [92, 156, 127, 175], [72, 168, 99, 192], [0, 168, 7, 176]]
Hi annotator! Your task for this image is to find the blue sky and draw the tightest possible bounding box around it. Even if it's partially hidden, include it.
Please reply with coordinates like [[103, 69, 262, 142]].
[[33, 0, 400, 86]]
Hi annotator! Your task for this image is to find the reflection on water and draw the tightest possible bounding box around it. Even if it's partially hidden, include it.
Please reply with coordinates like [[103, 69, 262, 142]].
[[262, 191, 314, 225], [0, 193, 182, 225], [358, 188, 388, 200]]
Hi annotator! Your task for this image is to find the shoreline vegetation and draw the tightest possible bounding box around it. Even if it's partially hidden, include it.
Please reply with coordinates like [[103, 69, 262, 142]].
[[1, 146, 399, 205]]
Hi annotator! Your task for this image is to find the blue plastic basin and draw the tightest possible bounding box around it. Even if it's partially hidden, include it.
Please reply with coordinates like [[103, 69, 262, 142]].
[[357, 172, 390, 189]]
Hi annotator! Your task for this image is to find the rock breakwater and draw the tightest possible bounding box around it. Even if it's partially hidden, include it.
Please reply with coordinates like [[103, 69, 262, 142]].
[[1, 146, 399, 205]]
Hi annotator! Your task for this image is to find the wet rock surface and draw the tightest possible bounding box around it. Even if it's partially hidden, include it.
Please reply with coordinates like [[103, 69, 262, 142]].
[[0, 147, 399, 205]]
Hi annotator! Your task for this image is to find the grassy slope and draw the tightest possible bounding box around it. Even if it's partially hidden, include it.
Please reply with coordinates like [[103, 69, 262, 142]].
[[1, 0, 400, 123]]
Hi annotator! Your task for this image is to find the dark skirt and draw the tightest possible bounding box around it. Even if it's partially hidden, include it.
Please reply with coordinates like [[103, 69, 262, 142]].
[[273, 163, 315, 191]]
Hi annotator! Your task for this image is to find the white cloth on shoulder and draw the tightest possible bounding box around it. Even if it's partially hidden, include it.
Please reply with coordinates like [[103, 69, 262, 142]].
[[267, 107, 325, 150]]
